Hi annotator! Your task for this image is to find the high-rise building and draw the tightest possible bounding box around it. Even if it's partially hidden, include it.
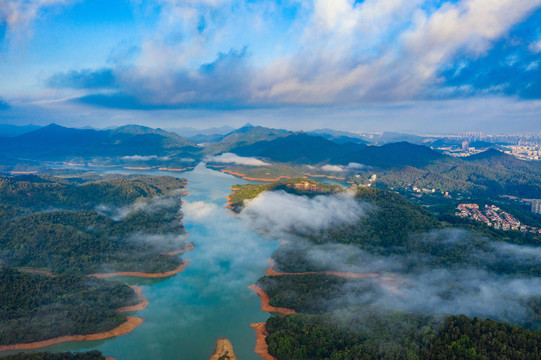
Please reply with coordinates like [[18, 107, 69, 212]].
[[532, 199, 541, 215]]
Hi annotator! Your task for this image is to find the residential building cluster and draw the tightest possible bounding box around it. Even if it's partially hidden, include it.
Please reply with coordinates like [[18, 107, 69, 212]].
[[456, 203, 540, 233], [503, 145, 541, 161]]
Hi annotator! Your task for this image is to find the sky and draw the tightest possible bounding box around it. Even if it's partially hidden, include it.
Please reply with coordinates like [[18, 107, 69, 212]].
[[0, 0, 540, 133]]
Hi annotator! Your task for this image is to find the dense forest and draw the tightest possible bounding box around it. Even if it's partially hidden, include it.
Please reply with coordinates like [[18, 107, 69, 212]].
[[0, 174, 185, 210], [358, 150, 541, 199], [265, 311, 541, 360], [0, 267, 138, 345], [257, 274, 381, 314], [0, 171, 188, 351], [1, 351, 106, 360], [0, 174, 187, 274]]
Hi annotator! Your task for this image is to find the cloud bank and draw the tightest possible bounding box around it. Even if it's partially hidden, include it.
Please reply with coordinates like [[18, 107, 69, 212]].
[[271, 227, 541, 327], [240, 190, 371, 234], [35, 0, 541, 109], [207, 152, 270, 166]]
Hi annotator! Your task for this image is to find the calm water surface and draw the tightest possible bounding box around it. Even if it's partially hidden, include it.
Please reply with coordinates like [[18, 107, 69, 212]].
[[10, 164, 280, 360]]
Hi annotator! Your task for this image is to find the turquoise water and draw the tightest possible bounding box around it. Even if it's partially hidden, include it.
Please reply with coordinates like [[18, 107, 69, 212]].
[[6, 164, 279, 360]]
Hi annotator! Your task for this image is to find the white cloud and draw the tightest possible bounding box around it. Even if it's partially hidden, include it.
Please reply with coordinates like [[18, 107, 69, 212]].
[[0, 0, 76, 34], [10, 0, 541, 109], [401, 0, 541, 91], [207, 152, 270, 166], [96, 193, 180, 220], [122, 155, 171, 161], [319, 163, 367, 172], [348, 162, 367, 169], [114, 0, 540, 106], [321, 164, 345, 172], [240, 190, 370, 234], [182, 200, 217, 220], [529, 40, 541, 53]]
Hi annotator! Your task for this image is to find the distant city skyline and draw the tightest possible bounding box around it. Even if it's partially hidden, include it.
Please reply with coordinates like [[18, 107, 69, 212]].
[[1, 0, 540, 132]]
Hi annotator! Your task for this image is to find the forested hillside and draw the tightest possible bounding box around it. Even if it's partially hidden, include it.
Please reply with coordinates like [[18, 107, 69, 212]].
[[0, 267, 138, 345], [234, 178, 541, 359], [0, 174, 188, 274]]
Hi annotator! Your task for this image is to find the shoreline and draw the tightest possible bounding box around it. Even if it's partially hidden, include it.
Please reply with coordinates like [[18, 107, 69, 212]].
[[224, 195, 234, 209], [250, 323, 275, 360], [303, 172, 346, 181], [88, 260, 191, 279], [0, 317, 143, 353], [248, 284, 296, 315], [160, 241, 195, 256], [265, 258, 402, 295], [218, 168, 292, 182], [116, 285, 149, 312], [209, 338, 237, 360], [266, 257, 380, 279]]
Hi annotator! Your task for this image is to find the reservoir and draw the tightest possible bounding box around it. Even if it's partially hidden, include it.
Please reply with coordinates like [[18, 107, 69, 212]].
[[17, 164, 279, 359]]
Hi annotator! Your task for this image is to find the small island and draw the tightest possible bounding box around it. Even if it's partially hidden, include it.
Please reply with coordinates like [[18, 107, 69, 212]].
[[209, 339, 237, 360]]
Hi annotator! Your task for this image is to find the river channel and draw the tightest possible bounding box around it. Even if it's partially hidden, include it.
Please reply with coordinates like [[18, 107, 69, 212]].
[[17, 164, 280, 359]]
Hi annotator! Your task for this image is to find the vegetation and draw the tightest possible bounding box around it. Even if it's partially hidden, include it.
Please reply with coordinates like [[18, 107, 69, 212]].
[[265, 312, 541, 360], [228, 178, 341, 212], [0, 267, 138, 345], [0, 174, 186, 210], [0, 174, 187, 274], [266, 310, 439, 360], [305, 187, 441, 247], [374, 151, 541, 199], [257, 274, 381, 314]]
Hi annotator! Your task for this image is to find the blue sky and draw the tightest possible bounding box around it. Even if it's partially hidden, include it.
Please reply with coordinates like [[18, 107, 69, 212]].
[[0, 0, 540, 133]]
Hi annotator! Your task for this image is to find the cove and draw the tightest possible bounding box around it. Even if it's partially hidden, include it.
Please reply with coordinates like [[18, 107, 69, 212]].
[[4, 164, 279, 360]]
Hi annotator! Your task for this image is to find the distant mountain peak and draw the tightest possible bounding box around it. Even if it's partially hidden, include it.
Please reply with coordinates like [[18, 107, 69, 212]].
[[44, 123, 64, 129]]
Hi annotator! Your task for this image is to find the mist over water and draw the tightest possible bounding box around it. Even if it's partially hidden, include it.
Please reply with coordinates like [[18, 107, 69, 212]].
[[13, 164, 279, 360]]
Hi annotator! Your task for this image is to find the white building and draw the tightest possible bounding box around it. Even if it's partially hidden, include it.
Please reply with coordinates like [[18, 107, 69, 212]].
[[532, 199, 541, 215]]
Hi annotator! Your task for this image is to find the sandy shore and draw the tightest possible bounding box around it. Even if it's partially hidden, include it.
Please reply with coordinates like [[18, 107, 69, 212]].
[[160, 241, 194, 256], [123, 166, 157, 170], [0, 317, 143, 352], [248, 285, 296, 315], [8, 171, 39, 174], [88, 164, 121, 168], [88, 260, 191, 279], [220, 169, 292, 182], [241, 175, 291, 182], [209, 338, 237, 360], [250, 323, 275, 360], [224, 195, 234, 210], [18, 268, 54, 277], [158, 167, 195, 172]]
